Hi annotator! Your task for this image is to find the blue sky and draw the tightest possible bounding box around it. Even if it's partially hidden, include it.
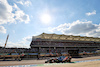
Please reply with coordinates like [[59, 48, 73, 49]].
[[0, 0, 100, 48]]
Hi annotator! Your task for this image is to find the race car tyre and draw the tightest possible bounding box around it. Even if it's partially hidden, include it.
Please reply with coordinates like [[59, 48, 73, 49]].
[[49, 59, 54, 63], [45, 61, 48, 63]]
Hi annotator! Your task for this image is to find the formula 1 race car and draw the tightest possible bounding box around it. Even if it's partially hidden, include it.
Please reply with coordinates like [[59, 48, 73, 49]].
[[45, 56, 72, 63]]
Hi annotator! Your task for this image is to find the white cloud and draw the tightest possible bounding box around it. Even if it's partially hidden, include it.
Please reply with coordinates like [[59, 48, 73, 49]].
[[16, 0, 31, 6], [87, 26, 100, 37], [13, 4, 30, 24], [10, 36, 32, 48], [0, 36, 32, 48], [0, 0, 30, 25], [13, 36, 32, 48], [48, 23, 69, 33], [86, 10, 96, 16], [7, 42, 27, 48], [0, 0, 15, 24], [49, 20, 100, 37], [23, 36, 32, 42], [0, 26, 6, 33], [0, 0, 30, 34]]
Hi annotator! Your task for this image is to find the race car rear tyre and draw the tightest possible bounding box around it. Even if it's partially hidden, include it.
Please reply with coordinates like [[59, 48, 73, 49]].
[[49, 60, 54, 63], [45, 61, 48, 63]]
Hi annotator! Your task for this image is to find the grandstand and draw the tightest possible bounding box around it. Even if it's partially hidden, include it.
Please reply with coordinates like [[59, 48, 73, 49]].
[[30, 33, 100, 57]]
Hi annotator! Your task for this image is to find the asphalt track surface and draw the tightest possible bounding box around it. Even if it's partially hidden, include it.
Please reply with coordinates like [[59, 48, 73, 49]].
[[0, 56, 100, 67]]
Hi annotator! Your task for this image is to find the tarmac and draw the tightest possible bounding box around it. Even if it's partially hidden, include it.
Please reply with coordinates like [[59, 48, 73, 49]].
[[0, 56, 100, 67]]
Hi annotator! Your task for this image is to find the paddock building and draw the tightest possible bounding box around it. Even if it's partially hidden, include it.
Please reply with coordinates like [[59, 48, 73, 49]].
[[30, 33, 100, 56]]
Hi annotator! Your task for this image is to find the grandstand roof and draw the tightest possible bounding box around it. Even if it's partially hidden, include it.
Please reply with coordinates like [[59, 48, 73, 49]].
[[33, 33, 100, 42]]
